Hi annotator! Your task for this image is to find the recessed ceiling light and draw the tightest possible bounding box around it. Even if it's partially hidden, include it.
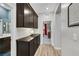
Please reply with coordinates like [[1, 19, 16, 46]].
[[46, 8, 48, 10]]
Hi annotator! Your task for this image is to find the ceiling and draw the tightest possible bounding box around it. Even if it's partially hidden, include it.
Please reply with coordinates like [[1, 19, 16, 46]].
[[30, 3, 58, 15]]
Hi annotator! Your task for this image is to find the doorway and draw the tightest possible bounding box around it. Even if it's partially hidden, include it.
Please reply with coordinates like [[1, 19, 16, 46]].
[[43, 21, 51, 44]]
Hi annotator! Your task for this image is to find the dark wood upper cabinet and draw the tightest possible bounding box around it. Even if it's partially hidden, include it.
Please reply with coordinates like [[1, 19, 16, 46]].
[[24, 4, 32, 28], [16, 3, 24, 27], [33, 13, 38, 28], [16, 3, 38, 28]]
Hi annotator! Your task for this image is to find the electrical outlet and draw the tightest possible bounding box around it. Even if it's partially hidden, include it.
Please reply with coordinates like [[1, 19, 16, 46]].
[[73, 33, 77, 41]]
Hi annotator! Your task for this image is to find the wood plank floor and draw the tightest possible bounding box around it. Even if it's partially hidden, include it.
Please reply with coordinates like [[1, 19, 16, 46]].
[[35, 44, 61, 56]]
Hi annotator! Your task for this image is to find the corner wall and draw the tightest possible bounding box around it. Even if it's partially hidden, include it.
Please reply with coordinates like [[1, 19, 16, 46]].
[[54, 4, 61, 49], [50, 4, 61, 49]]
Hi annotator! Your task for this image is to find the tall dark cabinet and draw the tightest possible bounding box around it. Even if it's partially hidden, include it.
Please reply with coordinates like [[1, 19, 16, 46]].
[[16, 3, 38, 28], [0, 37, 11, 52]]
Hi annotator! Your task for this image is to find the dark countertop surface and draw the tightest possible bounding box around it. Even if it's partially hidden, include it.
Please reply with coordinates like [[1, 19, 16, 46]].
[[17, 34, 40, 42], [0, 34, 11, 39]]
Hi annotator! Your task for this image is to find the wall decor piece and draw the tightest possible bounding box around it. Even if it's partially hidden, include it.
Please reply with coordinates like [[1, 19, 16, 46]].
[[43, 21, 51, 39], [68, 3, 79, 27]]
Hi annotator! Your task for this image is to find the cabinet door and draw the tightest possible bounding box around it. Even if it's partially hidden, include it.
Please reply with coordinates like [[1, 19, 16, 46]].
[[16, 3, 24, 27], [37, 35, 40, 47], [17, 41, 29, 56], [4, 37, 11, 51], [35, 35, 40, 49], [29, 11, 34, 28], [0, 38, 5, 52], [24, 4, 33, 28], [0, 37, 11, 52], [33, 13, 38, 28], [29, 40, 34, 56], [24, 4, 30, 27], [34, 37, 38, 53]]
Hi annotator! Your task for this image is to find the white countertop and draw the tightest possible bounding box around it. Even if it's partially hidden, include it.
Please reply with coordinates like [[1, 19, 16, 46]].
[[0, 34, 11, 39]]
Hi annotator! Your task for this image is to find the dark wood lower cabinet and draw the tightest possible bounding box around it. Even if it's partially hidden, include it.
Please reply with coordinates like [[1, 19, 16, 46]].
[[16, 34, 40, 56], [29, 40, 34, 56], [0, 37, 11, 52], [17, 41, 29, 56]]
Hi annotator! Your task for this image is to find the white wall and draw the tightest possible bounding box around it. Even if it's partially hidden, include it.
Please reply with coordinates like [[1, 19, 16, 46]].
[[54, 4, 61, 49], [50, 4, 62, 49], [61, 3, 79, 56], [51, 13, 55, 46], [54, 13, 61, 48]]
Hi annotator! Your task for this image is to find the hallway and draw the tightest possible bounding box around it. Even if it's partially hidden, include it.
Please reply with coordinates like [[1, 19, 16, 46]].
[[43, 35, 51, 44], [35, 44, 61, 56]]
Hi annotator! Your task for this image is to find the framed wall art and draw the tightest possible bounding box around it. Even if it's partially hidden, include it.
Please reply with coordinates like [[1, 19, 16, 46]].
[[68, 3, 79, 27]]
